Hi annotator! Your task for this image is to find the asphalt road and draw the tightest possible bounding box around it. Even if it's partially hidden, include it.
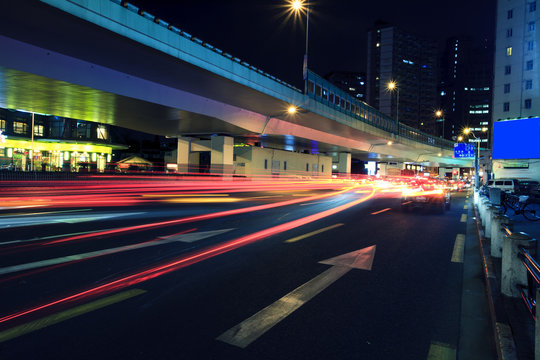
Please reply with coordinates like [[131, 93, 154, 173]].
[[0, 180, 477, 359]]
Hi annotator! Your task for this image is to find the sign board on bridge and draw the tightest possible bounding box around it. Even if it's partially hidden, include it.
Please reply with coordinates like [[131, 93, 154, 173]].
[[454, 143, 475, 159]]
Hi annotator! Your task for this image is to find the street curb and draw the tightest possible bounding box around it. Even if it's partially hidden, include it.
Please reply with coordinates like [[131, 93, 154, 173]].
[[472, 202, 518, 360]]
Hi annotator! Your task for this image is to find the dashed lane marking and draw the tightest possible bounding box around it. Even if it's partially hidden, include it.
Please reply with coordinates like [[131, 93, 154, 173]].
[[371, 208, 392, 215], [0, 289, 146, 343], [284, 223, 344, 243], [427, 341, 456, 359], [463, 205, 468, 210], [451, 234, 466, 263], [460, 214, 467, 222]]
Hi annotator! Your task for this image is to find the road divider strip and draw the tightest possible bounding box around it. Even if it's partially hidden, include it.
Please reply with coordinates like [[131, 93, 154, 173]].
[[0, 289, 146, 343], [451, 234, 466, 263], [284, 223, 344, 243]]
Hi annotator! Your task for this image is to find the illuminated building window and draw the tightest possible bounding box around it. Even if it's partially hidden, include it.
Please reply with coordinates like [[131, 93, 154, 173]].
[[525, 98, 532, 109], [33, 124, 44, 136], [503, 102, 510, 112], [0, 119, 5, 131], [76, 121, 91, 139], [526, 79, 533, 89], [97, 125, 107, 140], [13, 121, 28, 134], [504, 83, 511, 93], [506, 47, 512, 56]]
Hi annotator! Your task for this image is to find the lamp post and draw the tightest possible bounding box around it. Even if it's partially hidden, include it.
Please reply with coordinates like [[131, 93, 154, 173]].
[[289, 0, 310, 92], [387, 81, 399, 134], [463, 127, 488, 189], [435, 110, 445, 139]]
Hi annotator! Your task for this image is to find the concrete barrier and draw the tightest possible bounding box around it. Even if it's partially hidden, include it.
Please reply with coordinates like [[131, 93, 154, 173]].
[[485, 205, 495, 239], [502, 232, 536, 297], [491, 213, 512, 258]]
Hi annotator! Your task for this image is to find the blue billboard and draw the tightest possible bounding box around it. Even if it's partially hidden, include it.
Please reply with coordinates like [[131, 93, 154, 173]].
[[454, 143, 475, 158], [493, 117, 540, 159]]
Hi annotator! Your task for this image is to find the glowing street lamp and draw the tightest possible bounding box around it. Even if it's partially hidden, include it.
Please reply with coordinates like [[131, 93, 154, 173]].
[[435, 109, 445, 139], [387, 81, 400, 133], [287, 0, 310, 91], [462, 127, 488, 189]]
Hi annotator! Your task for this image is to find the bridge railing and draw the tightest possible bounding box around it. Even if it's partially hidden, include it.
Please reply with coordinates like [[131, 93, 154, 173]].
[[112, 0, 302, 94], [306, 71, 455, 150], [111, 1, 453, 151]]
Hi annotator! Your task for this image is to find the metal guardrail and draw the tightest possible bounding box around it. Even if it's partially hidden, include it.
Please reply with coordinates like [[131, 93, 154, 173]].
[[306, 71, 456, 150], [112, 0, 302, 93], [518, 245, 540, 320]]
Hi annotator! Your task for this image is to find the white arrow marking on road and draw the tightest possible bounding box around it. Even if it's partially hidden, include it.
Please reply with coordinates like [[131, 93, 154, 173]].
[[217, 245, 376, 348], [0, 228, 235, 276]]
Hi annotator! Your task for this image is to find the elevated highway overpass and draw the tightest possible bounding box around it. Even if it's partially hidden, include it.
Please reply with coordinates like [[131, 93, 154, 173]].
[[0, 0, 472, 176]]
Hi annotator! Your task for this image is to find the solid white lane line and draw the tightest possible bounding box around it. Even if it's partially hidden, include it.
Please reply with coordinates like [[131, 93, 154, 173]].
[[0, 229, 234, 275], [217, 265, 351, 348]]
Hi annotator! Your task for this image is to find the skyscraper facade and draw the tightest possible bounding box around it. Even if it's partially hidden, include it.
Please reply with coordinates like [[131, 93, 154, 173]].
[[324, 71, 367, 102], [367, 23, 438, 134], [493, 0, 540, 122], [439, 37, 493, 144]]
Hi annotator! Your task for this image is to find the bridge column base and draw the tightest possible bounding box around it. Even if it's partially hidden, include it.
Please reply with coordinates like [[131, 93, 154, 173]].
[[336, 152, 351, 178], [177, 137, 192, 174], [210, 136, 234, 176]]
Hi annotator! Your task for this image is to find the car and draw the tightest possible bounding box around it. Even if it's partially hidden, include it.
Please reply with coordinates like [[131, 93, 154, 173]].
[[486, 178, 520, 194], [401, 180, 451, 213], [517, 180, 540, 194]]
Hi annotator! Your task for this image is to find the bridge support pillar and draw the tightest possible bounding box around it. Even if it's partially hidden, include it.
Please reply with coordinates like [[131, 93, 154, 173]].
[[210, 136, 234, 175], [337, 152, 351, 177], [177, 137, 192, 173]]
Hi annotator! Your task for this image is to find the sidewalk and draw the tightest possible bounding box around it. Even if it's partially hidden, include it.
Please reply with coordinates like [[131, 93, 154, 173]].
[[473, 192, 540, 360]]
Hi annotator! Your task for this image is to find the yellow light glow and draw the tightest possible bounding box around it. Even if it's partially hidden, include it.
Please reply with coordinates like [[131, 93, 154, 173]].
[[457, 136, 463, 141], [482, 127, 488, 132], [2, 138, 113, 154], [387, 81, 397, 90], [463, 128, 470, 134], [387, 141, 393, 145], [435, 110, 443, 117], [291, 0, 303, 11], [288, 105, 297, 114]]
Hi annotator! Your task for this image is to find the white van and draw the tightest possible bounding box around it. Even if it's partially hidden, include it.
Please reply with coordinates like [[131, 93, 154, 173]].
[[487, 178, 519, 193]]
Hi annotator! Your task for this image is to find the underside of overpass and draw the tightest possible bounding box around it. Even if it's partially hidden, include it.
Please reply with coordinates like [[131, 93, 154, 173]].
[[0, 0, 472, 170]]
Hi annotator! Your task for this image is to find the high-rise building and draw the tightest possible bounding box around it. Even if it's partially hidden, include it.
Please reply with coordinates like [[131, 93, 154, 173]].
[[493, 0, 540, 122], [324, 71, 367, 102], [439, 37, 493, 144], [367, 22, 438, 134]]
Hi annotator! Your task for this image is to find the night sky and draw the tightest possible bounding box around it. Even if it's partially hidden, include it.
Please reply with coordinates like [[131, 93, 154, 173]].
[[131, 0, 496, 89]]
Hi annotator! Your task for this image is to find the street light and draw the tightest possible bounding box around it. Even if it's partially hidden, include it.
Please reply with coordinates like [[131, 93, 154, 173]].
[[287, 0, 310, 92], [463, 127, 488, 189], [435, 109, 445, 139], [387, 81, 399, 133]]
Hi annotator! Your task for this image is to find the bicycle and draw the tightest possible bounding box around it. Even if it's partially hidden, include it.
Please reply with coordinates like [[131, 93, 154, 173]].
[[501, 193, 540, 221]]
